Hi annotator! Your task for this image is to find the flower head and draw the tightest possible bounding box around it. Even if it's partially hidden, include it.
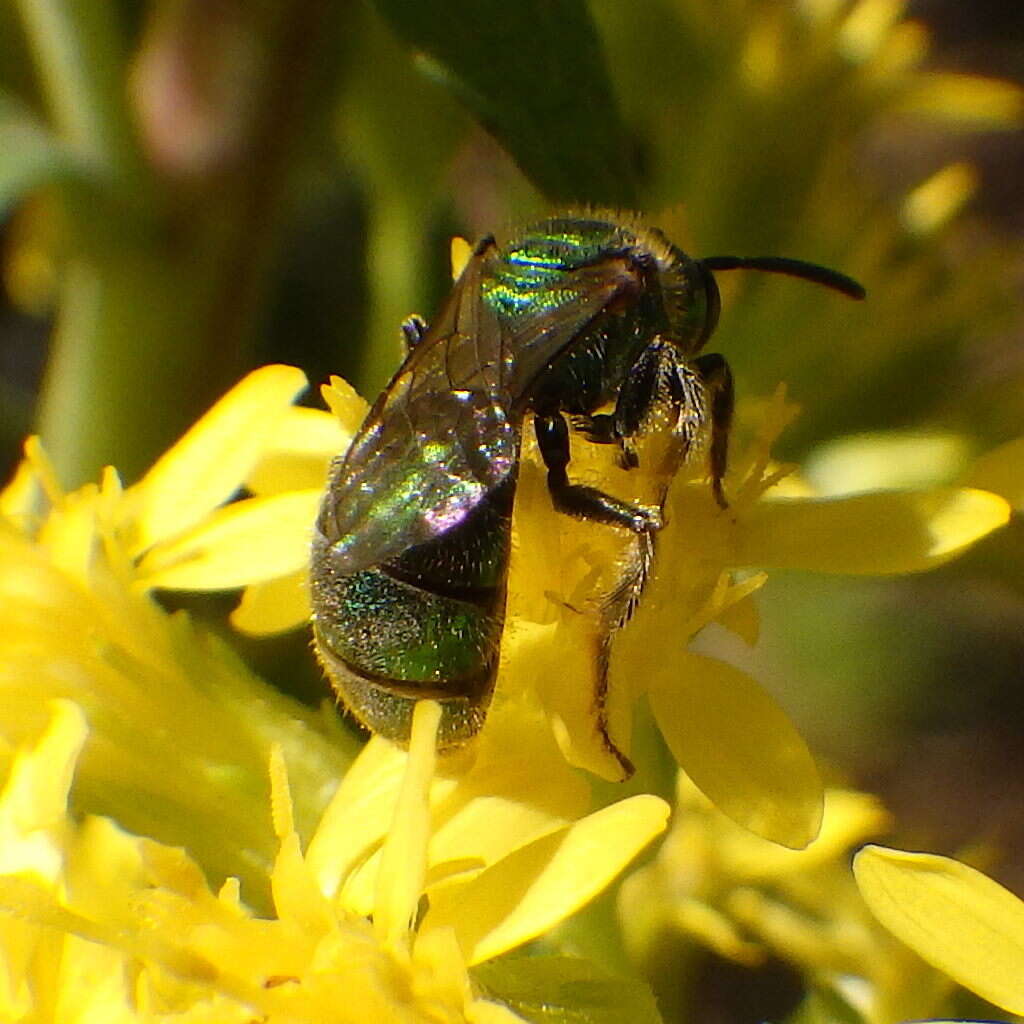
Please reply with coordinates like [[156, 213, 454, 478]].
[[0, 699, 666, 1022], [22, 358, 1001, 855], [0, 354, 1014, 1020]]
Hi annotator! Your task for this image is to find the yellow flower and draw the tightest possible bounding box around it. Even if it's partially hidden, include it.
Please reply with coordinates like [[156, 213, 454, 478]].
[[0, 376, 670, 1018], [0, 366, 359, 905], [0, 700, 667, 1022], [855, 844, 1024, 1017], [35, 360, 1004, 854], [619, 776, 965, 1023], [219, 391, 1008, 844]]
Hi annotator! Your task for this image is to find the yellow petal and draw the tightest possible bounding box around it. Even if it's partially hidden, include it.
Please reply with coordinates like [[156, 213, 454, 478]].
[[736, 488, 1009, 574], [323, 692, 591, 918], [230, 572, 310, 636], [896, 72, 1024, 127], [1, 700, 86, 831], [422, 794, 669, 965], [715, 589, 761, 645], [902, 164, 977, 236], [375, 700, 439, 947], [306, 737, 409, 902], [673, 900, 764, 965], [321, 375, 369, 436], [271, 832, 334, 939], [968, 437, 1024, 511], [804, 431, 969, 494], [837, 0, 902, 61], [244, 406, 350, 496], [854, 845, 1024, 1015], [35, 482, 102, 584], [450, 237, 472, 280], [718, 790, 891, 880], [0, 451, 43, 526], [649, 653, 822, 849], [0, 700, 87, 883], [137, 489, 320, 591], [128, 365, 307, 553], [268, 744, 295, 840], [412, 925, 475, 1013], [426, 689, 591, 874]]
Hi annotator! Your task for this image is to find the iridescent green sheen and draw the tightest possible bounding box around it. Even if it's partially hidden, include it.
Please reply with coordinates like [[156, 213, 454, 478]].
[[317, 568, 497, 685], [312, 214, 715, 751], [485, 220, 644, 320], [311, 212, 861, 755]]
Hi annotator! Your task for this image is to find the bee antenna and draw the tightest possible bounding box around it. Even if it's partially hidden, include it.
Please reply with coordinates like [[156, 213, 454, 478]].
[[700, 256, 866, 300]]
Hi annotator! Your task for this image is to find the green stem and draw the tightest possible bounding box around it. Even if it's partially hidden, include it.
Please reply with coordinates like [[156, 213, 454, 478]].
[[13, 0, 136, 173], [23, 0, 338, 486], [359, 195, 430, 396], [35, 254, 214, 487]]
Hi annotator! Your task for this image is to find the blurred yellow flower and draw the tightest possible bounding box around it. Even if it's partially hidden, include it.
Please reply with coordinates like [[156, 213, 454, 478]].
[[619, 776, 964, 1023], [0, 369, 355, 904]]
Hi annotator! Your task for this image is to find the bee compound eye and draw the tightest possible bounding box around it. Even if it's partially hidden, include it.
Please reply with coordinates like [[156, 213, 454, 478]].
[[695, 262, 722, 349]]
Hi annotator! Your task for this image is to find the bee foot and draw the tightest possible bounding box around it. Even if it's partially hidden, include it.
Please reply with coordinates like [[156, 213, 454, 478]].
[[630, 506, 662, 533]]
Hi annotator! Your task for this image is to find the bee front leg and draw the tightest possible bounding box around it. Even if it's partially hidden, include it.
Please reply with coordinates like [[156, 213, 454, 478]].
[[613, 339, 698, 469], [534, 413, 661, 533], [401, 314, 429, 351], [692, 352, 734, 509]]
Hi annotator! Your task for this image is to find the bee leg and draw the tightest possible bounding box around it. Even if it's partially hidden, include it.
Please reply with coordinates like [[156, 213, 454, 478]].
[[401, 314, 429, 351], [534, 413, 660, 533], [571, 413, 618, 443], [614, 342, 664, 440], [571, 413, 639, 469], [693, 352, 734, 509], [615, 339, 699, 469]]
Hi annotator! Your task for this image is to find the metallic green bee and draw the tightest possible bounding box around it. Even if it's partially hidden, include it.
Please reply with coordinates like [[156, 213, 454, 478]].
[[311, 214, 864, 751]]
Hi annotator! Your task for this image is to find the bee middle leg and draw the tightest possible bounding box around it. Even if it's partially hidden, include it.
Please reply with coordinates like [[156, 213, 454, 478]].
[[534, 413, 660, 533]]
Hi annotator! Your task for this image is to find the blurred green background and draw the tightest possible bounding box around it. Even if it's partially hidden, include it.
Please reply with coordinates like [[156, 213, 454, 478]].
[[1, 0, 1022, 1016]]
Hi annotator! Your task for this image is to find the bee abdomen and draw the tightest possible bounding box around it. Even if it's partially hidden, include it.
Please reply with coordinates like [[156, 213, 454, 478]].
[[311, 562, 501, 748]]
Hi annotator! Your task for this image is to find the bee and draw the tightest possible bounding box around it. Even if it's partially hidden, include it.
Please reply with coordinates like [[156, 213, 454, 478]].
[[311, 214, 864, 751]]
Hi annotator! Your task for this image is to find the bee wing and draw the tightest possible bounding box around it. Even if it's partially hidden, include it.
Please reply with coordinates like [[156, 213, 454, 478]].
[[319, 245, 644, 575], [501, 254, 645, 401], [318, 244, 517, 574]]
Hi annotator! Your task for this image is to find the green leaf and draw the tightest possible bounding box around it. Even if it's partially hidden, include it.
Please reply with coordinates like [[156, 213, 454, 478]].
[[370, 0, 636, 207], [0, 94, 83, 215], [474, 954, 663, 1024]]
